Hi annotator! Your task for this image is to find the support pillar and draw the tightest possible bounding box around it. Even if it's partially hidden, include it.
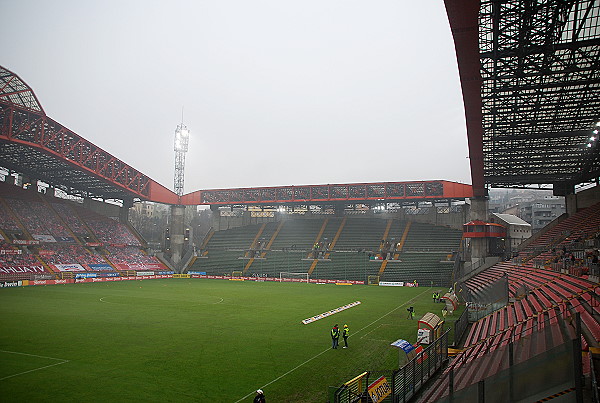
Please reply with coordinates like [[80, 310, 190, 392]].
[[469, 195, 489, 261], [170, 205, 186, 265], [120, 198, 133, 223]]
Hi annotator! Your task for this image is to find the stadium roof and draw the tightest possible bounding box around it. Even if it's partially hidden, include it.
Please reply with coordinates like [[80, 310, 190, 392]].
[[492, 213, 531, 226], [0, 66, 179, 205], [446, 0, 600, 197]]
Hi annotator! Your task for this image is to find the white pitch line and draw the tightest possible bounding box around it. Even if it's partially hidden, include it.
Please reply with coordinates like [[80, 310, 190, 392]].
[[0, 350, 69, 381], [360, 323, 384, 339], [234, 288, 430, 402]]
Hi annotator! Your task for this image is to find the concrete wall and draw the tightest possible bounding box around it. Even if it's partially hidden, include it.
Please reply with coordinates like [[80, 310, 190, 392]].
[[82, 198, 121, 220], [209, 205, 469, 232], [566, 185, 600, 214]]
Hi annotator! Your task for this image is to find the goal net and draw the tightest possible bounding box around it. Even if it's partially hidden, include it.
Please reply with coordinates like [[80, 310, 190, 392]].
[[368, 275, 380, 285], [280, 272, 309, 282], [232, 271, 243, 277]]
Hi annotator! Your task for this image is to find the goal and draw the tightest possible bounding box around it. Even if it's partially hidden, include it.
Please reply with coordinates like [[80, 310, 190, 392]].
[[232, 271, 243, 277], [279, 272, 309, 282], [368, 275, 380, 285]]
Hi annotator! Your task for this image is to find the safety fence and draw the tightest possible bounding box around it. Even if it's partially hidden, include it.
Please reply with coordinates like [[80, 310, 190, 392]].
[[329, 331, 449, 403], [433, 338, 581, 403], [452, 309, 469, 346]]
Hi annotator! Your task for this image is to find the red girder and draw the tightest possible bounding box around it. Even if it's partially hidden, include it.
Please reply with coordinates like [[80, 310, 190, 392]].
[[179, 181, 473, 206], [444, 0, 486, 197], [0, 101, 177, 203]]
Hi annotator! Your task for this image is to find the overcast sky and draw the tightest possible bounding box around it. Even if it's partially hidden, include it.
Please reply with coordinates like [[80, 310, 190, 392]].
[[2, 0, 471, 194]]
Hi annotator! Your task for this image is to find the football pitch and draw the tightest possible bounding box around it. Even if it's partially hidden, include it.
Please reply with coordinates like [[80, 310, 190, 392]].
[[0, 279, 450, 402]]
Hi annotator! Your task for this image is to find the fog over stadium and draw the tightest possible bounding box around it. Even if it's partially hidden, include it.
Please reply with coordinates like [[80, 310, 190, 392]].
[[1, 1, 470, 194]]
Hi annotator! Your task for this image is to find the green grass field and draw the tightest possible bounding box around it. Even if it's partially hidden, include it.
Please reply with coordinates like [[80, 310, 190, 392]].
[[0, 279, 454, 402]]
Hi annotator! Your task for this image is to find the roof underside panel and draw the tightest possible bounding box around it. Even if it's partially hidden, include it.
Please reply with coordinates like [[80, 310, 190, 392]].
[[478, 0, 600, 187], [179, 181, 473, 206], [0, 67, 44, 113]]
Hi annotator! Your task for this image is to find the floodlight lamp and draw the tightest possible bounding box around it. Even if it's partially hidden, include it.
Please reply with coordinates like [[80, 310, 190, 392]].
[[591, 136, 597, 142], [596, 121, 600, 127], [181, 128, 189, 137], [594, 130, 599, 135], [587, 143, 592, 148]]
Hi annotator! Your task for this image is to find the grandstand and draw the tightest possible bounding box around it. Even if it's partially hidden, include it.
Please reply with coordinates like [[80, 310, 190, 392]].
[[187, 217, 462, 286], [1, 0, 600, 401]]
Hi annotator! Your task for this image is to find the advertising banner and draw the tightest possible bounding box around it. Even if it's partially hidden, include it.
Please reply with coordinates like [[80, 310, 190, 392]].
[[75, 273, 97, 278], [0, 249, 22, 255], [368, 376, 392, 403], [0, 265, 48, 274], [32, 234, 57, 243], [52, 264, 86, 272], [379, 281, 404, 287], [12, 240, 40, 245], [390, 339, 415, 354], [0, 280, 22, 287], [136, 271, 155, 276], [116, 263, 167, 271], [55, 236, 75, 243], [88, 264, 115, 272], [86, 242, 102, 247], [38, 250, 56, 255]]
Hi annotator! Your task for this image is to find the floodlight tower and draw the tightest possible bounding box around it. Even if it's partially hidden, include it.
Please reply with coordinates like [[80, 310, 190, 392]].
[[170, 119, 190, 269], [174, 122, 190, 196]]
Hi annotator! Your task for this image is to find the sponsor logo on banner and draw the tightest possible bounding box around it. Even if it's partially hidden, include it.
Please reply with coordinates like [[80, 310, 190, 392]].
[[136, 271, 155, 276], [38, 250, 56, 255], [86, 242, 102, 247], [368, 376, 392, 403], [32, 234, 57, 243], [0, 249, 22, 255], [75, 273, 97, 278], [301, 301, 361, 324], [390, 339, 415, 354], [53, 264, 86, 272], [0, 265, 48, 274], [55, 236, 75, 243], [379, 281, 404, 287], [0, 280, 22, 287], [88, 264, 115, 272], [187, 271, 207, 275], [12, 239, 40, 245]]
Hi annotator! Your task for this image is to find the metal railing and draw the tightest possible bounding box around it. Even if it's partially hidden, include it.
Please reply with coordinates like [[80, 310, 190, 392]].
[[392, 330, 449, 403]]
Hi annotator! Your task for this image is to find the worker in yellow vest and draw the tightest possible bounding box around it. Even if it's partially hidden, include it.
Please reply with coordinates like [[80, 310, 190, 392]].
[[342, 324, 350, 348], [331, 324, 340, 349]]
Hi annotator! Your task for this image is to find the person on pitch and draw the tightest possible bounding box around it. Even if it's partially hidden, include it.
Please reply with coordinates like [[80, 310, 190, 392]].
[[331, 324, 340, 349], [342, 324, 350, 348], [254, 389, 266, 403]]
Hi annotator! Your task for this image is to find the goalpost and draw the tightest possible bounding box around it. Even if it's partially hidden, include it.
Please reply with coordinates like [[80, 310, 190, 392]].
[[368, 275, 380, 285], [279, 272, 310, 283]]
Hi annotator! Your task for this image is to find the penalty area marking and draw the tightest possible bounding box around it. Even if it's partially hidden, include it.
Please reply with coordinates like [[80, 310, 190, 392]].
[[0, 350, 69, 381], [234, 288, 430, 402]]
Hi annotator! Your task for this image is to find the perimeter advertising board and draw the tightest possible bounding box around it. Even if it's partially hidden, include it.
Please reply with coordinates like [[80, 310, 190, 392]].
[[367, 376, 392, 403], [0, 265, 48, 274]]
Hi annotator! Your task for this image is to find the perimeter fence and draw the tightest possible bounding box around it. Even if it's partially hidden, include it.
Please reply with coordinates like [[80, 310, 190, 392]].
[[329, 330, 449, 403]]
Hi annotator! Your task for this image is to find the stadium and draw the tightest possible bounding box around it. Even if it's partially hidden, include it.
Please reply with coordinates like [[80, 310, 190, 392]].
[[1, 1, 600, 402]]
